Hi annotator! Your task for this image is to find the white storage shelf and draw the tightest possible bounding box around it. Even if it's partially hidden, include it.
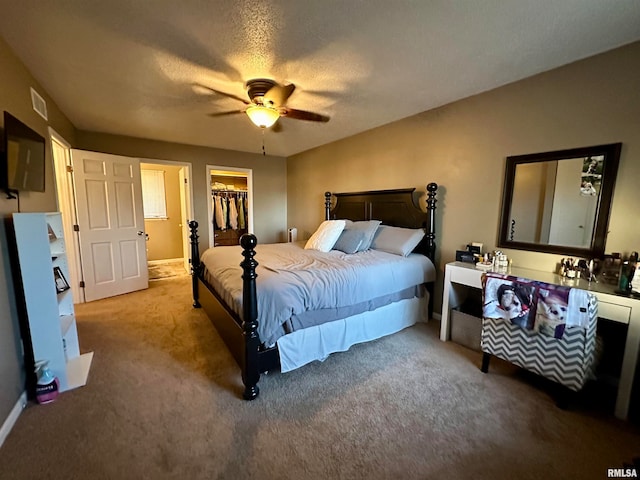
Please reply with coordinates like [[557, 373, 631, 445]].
[[13, 212, 92, 393]]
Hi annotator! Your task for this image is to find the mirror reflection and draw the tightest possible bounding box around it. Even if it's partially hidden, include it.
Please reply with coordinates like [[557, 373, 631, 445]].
[[510, 155, 603, 247], [498, 143, 621, 257]]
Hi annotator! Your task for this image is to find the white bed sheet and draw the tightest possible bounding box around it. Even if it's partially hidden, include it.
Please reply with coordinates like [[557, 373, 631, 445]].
[[276, 294, 429, 372]]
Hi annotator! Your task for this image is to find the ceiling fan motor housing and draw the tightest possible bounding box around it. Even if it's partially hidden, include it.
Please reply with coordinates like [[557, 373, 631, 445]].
[[246, 79, 277, 105]]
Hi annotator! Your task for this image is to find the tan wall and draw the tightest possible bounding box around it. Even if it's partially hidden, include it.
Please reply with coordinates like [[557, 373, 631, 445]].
[[0, 36, 77, 422], [0, 39, 76, 212], [141, 163, 183, 261], [75, 132, 288, 249], [287, 41, 640, 315]]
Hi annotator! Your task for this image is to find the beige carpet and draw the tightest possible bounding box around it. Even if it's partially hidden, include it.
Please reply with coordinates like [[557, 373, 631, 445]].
[[0, 275, 638, 479]]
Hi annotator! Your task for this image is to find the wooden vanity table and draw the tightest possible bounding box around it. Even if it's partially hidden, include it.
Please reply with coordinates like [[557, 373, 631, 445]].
[[440, 261, 640, 421]]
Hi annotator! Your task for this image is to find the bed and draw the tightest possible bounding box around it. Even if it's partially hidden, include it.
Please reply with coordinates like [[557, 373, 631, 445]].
[[189, 184, 438, 399]]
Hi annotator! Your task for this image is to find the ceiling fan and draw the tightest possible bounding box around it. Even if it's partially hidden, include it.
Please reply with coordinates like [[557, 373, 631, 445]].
[[199, 79, 330, 129]]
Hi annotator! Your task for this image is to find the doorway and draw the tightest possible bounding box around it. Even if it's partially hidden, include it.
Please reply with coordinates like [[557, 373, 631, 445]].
[[141, 160, 194, 280], [49, 129, 84, 302], [207, 165, 254, 248]]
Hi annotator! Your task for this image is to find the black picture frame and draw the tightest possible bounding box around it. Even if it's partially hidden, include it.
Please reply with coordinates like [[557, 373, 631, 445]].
[[53, 266, 70, 293]]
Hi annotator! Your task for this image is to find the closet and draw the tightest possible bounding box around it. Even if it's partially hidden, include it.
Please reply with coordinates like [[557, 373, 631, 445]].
[[211, 174, 249, 247]]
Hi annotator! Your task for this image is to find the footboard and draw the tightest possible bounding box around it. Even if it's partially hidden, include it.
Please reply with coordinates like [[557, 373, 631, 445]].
[[189, 221, 277, 400]]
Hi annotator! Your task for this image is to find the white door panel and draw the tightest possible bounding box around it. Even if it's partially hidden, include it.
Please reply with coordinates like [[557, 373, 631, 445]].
[[120, 240, 142, 278], [71, 150, 148, 301], [91, 242, 115, 284]]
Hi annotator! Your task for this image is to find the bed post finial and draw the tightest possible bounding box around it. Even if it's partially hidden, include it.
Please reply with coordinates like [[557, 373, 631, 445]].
[[240, 233, 261, 400], [325, 192, 332, 220], [188, 220, 201, 308], [425, 183, 438, 262]]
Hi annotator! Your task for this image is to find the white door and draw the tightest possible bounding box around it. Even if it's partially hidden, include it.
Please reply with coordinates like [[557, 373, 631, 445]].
[[71, 149, 148, 302], [548, 158, 596, 248]]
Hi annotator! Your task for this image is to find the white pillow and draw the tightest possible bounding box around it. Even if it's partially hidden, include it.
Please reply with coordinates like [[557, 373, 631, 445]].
[[370, 225, 425, 256], [304, 220, 346, 252]]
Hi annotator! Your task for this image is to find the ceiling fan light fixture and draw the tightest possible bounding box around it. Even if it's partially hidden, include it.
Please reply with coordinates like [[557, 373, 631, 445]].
[[245, 105, 280, 128]]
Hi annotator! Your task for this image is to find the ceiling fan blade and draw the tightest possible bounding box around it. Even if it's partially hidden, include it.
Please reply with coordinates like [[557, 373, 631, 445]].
[[264, 83, 295, 108], [207, 110, 245, 117], [193, 83, 249, 105], [281, 108, 330, 123]]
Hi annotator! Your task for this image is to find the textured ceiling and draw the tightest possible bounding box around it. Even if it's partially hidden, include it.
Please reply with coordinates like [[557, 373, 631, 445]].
[[1, 1, 639, 157]]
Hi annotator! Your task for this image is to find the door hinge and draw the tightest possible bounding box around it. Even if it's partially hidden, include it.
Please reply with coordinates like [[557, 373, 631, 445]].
[[184, 178, 188, 184], [66, 165, 73, 173], [73, 224, 80, 232], [79, 281, 85, 288]]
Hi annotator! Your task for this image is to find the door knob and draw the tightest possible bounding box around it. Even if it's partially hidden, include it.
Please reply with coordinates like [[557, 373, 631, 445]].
[[137, 231, 144, 236]]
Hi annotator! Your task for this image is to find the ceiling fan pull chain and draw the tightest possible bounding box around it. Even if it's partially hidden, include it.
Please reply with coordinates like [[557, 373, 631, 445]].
[[262, 128, 266, 156]]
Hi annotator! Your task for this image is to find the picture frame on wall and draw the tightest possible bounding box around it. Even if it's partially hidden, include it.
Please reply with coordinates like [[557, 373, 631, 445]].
[[53, 266, 70, 293]]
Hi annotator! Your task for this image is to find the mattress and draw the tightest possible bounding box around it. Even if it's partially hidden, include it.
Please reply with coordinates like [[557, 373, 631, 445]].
[[200, 241, 436, 346]]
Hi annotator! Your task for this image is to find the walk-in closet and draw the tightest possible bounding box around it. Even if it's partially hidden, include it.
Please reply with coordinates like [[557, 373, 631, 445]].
[[211, 171, 250, 247]]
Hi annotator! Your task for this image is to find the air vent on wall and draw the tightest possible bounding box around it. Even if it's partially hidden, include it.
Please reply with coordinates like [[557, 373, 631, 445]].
[[30, 87, 48, 121]]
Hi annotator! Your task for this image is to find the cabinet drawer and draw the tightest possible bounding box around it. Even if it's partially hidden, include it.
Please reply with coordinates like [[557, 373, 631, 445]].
[[449, 265, 483, 288], [597, 301, 631, 324]]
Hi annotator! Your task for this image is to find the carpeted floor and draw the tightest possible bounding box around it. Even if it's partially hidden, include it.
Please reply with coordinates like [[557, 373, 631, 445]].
[[148, 260, 189, 280], [0, 275, 638, 479]]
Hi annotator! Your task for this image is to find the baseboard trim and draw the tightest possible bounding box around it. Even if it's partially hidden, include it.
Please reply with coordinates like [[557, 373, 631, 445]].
[[0, 392, 27, 449], [432, 312, 442, 321]]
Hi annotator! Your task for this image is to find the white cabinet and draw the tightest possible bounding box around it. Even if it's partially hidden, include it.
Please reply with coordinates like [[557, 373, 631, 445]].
[[12, 212, 92, 392]]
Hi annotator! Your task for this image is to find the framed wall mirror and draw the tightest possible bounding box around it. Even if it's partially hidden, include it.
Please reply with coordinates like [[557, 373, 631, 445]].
[[498, 143, 621, 258]]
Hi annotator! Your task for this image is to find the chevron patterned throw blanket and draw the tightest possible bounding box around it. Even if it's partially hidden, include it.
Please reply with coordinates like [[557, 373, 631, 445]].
[[482, 273, 590, 339]]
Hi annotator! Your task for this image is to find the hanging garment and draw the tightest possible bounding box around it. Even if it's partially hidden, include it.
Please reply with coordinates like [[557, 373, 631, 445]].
[[228, 194, 239, 230], [221, 196, 228, 229], [214, 195, 226, 230], [238, 195, 246, 230], [243, 196, 248, 228]]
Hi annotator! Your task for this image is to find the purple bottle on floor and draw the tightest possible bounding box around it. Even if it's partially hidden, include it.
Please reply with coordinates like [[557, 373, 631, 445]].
[[35, 361, 59, 404]]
